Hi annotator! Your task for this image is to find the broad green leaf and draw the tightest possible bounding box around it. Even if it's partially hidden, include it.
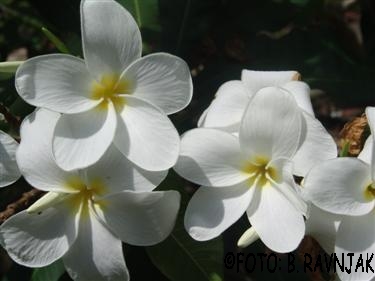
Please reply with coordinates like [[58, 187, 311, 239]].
[[117, 0, 160, 32], [31, 260, 65, 281], [41, 27, 70, 54], [147, 172, 224, 281]]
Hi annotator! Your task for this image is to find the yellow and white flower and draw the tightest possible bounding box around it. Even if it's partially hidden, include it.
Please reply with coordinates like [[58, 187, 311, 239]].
[[0, 109, 180, 281], [175, 87, 308, 253], [198, 70, 337, 177], [304, 107, 375, 281], [15, 0, 192, 172]]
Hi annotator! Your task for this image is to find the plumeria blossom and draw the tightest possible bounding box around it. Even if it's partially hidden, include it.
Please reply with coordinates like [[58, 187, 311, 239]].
[[0, 130, 20, 187], [0, 108, 180, 281], [304, 106, 375, 281], [15, 0, 192, 172], [174, 87, 308, 253], [198, 70, 337, 177], [305, 204, 342, 254]]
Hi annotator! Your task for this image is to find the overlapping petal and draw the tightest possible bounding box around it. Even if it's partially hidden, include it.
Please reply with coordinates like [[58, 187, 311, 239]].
[[95, 190, 180, 246], [335, 212, 375, 281], [304, 158, 374, 216], [305, 205, 342, 254], [282, 81, 314, 115], [247, 184, 305, 253], [0, 204, 77, 267], [114, 96, 179, 171], [185, 182, 253, 241], [122, 53, 193, 114], [0, 131, 20, 187], [268, 158, 308, 215], [15, 55, 99, 114], [198, 81, 249, 131], [81, 0, 141, 78], [85, 145, 167, 193], [174, 128, 249, 187], [359, 136, 373, 165], [53, 102, 117, 171], [241, 70, 299, 94], [240, 87, 302, 160], [292, 111, 337, 177], [17, 109, 78, 192], [63, 206, 128, 281]]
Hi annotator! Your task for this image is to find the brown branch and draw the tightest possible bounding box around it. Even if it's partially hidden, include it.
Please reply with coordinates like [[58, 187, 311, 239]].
[[0, 189, 45, 224]]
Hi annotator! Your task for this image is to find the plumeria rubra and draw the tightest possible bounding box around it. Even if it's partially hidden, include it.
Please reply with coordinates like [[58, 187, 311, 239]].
[[175, 87, 308, 252], [304, 107, 375, 281], [0, 108, 180, 281], [15, 0, 192, 172], [198, 70, 337, 177]]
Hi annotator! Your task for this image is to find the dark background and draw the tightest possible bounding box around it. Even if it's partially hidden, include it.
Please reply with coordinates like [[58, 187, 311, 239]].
[[0, 0, 374, 280]]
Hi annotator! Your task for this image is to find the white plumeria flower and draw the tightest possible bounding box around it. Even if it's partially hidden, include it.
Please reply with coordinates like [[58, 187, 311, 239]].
[[304, 106, 375, 281], [0, 108, 180, 281], [198, 70, 337, 177], [0, 130, 20, 187], [15, 0, 192, 172], [174, 87, 308, 253], [305, 204, 342, 254]]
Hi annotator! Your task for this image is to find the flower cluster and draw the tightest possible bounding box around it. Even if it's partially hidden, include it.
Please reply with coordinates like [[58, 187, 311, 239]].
[[0, 0, 373, 281]]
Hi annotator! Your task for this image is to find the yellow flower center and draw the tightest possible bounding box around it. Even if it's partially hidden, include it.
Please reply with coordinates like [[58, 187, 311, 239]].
[[364, 183, 375, 201], [242, 156, 279, 188], [27, 177, 108, 220], [65, 177, 107, 218], [91, 74, 132, 111]]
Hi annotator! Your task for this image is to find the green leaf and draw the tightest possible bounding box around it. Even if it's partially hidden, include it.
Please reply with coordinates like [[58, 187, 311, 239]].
[[0, 61, 23, 73], [31, 260, 65, 281], [339, 140, 350, 157], [147, 172, 224, 281], [117, 0, 160, 32], [41, 27, 70, 54]]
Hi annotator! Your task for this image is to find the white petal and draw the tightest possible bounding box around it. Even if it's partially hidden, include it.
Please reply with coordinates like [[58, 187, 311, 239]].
[[15, 54, 99, 114], [63, 207, 128, 281], [237, 227, 260, 248], [239, 87, 302, 160], [16, 109, 78, 192], [85, 144, 167, 193], [248, 184, 305, 253], [122, 53, 192, 114], [292, 111, 338, 177], [95, 190, 180, 246], [185, 182, 253, 241], [197, 107, 209, 127], [114, 96, 179, 171], [336, 213, 375, 281], [282, 81, 314, 116], [366, 107, 375, 181], [53, 102, 117, 171], [269, 158, 308, 216], [81, 0, 141, 78], [0, 131, 20, 187], [358, 136, 372, 165], [0, 204, 77, 267], [304, 158, 374, 216], [241, 69, 299, 94], [199, 81, 249, 131], [305, 204, 342, 254], [174, 128, 249, 187]]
